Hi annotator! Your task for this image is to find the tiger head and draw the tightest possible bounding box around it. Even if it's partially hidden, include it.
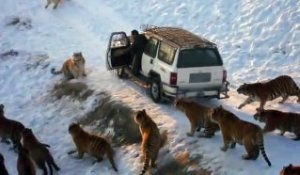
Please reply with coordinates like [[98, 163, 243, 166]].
[[211, 105, 224, 123], [280, 164, 300, 175], [174, 98, 186, 111], [72, 52, 85, 64], [134, 109, 148, 125], [68, 123, 83, 136], [253, 110, 268, 122], [237, 83, 250, 95], [0, 104, 4, 116], [22, 128, 34, 139]]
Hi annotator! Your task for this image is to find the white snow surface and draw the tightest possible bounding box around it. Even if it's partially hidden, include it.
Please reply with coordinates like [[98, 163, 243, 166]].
[[0, 0, 300, 175]]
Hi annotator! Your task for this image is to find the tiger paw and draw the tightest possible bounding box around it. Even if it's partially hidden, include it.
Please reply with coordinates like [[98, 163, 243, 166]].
[[1, 138, 10, 144], [198, 132, 213, 138], [186, 132, 194, 137], [242, 154, 251, 160], [220, 146, 227, 152]]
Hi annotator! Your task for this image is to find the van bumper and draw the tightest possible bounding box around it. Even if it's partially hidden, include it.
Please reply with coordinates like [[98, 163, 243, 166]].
[[162, 83, 222, 99]]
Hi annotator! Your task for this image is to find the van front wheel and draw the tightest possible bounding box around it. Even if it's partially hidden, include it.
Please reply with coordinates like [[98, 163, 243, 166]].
[[150, 78, 161, 103], [116, 67, 126, 79]]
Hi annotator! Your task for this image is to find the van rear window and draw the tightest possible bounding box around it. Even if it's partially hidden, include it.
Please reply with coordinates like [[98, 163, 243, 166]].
[[177, 48, 223, 68]]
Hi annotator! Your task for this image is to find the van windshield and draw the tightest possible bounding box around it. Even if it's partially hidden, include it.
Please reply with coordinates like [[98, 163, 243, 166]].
[[177, 48, 223, 68]]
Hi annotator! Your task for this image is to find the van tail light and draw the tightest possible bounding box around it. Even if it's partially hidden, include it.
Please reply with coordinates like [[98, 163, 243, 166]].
[[170, 72, 177, 86], [222, 69, 227, 83]]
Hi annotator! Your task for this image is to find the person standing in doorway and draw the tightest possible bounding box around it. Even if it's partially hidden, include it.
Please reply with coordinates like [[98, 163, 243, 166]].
[[129, 29, 148, 75]]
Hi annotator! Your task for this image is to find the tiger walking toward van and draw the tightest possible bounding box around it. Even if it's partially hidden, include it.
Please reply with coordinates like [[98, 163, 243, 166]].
[[237, 75, 300, 111], [68, 123, 118, 172], [174, 98, 219, 137], [254, 109, 300, 140], [134, 109, 168, 175]]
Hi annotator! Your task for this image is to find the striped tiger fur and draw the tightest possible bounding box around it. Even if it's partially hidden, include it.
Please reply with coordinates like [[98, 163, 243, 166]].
[[22, 128, 60, 175], [0, 104, 25, 150], [17, 142, 36, 175], [280, 164, 300, 175], [68, 123, 118, 172], [254, 110, 300, 140], [134, 109, 168, 175], [237, 75, 300, 111], [174, 98, 219, 138], [0, 153, 9, 175], [51, 52, 86, 80], [211, 106, 271, 167]]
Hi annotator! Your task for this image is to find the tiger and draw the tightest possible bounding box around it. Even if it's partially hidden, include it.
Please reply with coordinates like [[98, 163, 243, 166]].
[[0, 153, 9, 175], [237, 75, 300, 111], [280, 164, 300, 175], [45, 0, 61, 9], [51, 52, 86, 80], [210, 105, 271, 167], [174, 98, 219, 138], [17, 142, 36, 175], [253, 109, 300, 140], [134, 109, 168, 175], [0, 104, 25, 150], [68, 123, 118, 172], [22, 128, 60, 175]]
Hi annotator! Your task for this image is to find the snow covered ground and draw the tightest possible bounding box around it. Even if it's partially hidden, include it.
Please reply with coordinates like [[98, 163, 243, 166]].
[[0, 0, 299, 175]]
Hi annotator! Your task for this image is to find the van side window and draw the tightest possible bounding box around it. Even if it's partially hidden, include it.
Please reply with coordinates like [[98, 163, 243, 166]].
[[144, 37, 159, 58], [158, 42, 176, 65]]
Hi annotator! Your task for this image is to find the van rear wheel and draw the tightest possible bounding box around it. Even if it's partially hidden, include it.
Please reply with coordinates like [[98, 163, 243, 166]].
[[150, 78, 161, 103]]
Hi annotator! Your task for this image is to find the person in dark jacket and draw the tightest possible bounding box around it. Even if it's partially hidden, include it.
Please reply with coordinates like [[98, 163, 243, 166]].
[[129, 30, 147, 75]]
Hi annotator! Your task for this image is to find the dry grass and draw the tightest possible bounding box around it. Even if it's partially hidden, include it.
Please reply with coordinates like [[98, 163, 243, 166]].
[[52, 81, 94, 100], [78, 93, 141, 146], [155, 151, 212, 175]]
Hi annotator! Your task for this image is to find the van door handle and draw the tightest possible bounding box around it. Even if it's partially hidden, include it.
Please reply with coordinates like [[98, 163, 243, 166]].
[[150, 59, 153, 64]]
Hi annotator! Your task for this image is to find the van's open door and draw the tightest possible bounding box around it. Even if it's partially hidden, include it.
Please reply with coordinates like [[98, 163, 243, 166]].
[[106, 32, 131, 70]]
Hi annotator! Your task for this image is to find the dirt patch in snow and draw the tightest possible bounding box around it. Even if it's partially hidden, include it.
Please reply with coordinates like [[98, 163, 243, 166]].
[[52, 81, 94, 100], [78, 92, 141, 146], [155, 151, 211, 175]]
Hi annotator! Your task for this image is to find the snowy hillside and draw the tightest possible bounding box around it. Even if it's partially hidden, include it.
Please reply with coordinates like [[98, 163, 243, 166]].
[[0, 0, 299, 175]]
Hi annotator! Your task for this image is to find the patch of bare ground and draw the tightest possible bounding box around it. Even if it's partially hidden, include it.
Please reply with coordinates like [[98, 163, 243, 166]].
[[155, 151, 212, 175], [52, 81, 94, 101], [78, 92, 141, 146]]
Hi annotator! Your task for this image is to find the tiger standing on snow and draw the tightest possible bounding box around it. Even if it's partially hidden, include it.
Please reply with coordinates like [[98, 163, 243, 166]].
[[0, 104, 25, 150], [51, 52, 86, 80], [68, 123, 118, 172], [237, 75, 300, 111], [0, 153, 9, 175], [254, 109, 300, 140], [17, 143, 36, 175], [22, 128, 60, 175], [211, 106, 271, 167], [134, 109, 168, 175], [174, 98, 219, 138]]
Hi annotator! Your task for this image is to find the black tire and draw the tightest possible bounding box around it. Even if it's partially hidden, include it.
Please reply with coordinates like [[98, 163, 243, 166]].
[[150, 78, 161, 103], [116, 67, 126, 79]]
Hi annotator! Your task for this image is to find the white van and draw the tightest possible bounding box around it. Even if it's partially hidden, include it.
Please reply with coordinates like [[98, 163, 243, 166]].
[[106, 27, 229, 102]]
